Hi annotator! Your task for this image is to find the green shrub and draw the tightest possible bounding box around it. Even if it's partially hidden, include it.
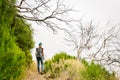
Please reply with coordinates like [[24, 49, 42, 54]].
[[51, 52, 75, 63], [0, 25, 26, 80], [44, 53, 84, 79], [13, 18, 34, 66], [44, 52, 75, 77], [44, 60, 52, 73], [0, 0, 34, 79], [45, 52, 75, 71], [81, 60, 117, 80]]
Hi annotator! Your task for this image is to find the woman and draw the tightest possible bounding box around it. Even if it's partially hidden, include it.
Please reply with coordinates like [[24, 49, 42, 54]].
[[35, 42, 44, 74]]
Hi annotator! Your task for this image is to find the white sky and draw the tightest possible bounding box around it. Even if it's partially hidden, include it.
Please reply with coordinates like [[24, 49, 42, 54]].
[[31, 0, 120, 60]]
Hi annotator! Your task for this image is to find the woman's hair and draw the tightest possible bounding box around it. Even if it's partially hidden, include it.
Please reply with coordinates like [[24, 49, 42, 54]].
[[39, 42, 42, 46]]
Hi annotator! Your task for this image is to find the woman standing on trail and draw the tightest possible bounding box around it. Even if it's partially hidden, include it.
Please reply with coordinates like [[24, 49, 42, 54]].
[[35, 42, 44, 74]]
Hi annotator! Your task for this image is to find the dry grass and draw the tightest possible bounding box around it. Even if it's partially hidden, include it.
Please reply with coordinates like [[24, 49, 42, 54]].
[[21, 61, 41, 80], [62, 59, 85, 80], [21, 59, 118, 80], [22, 59, 85, 80], [29, 61, 38, 72], [47, 59, 85, 80]]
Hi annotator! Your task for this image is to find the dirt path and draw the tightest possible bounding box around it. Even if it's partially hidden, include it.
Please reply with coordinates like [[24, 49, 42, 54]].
[[22, 62, 47, 80], [25, 71, 46, 80], [22, 69, 47, 80]]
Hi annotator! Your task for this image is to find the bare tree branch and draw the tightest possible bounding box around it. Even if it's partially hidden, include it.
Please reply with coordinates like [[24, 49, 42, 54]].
[[64, 21, 99, 59], [16, 0, 76, 32], [19, 0, 25, 7], [64, 20, 120, 71]]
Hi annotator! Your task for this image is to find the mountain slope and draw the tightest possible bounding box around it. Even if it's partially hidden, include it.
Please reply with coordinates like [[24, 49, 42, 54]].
[[23, 52, 117, 80]]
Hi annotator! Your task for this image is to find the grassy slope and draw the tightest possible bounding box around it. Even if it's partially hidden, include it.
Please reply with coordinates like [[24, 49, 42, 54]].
[[22, 59, 118, 80], [22, 52, 118, 80], [48, 59, 85, 80], [22, 59, 84, 80]]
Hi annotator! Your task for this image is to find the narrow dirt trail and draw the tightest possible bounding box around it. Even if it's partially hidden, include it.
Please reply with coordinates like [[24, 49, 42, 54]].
[[24, 70, 46, 80], [22, 69, 47, 80], [22, 62, 47, 80]]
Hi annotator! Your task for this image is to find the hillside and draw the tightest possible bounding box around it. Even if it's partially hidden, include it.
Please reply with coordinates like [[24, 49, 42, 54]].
[[22, 52, 117, 80], [23, 60, 84, 80]]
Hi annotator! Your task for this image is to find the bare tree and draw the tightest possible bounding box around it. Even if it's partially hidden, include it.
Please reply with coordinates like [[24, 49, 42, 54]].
[[16, 0, 76, 32], [64, 21, 99, 59], [65, 22, 120, 62], [65, 21, 120, 75], [93, 26, 120, 65]]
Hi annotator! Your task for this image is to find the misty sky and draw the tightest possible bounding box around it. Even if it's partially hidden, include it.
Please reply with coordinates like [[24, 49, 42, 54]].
[[31, 0, 120, 60]]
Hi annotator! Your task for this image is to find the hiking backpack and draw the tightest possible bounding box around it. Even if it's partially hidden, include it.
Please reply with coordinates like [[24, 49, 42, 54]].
[[36, 48, 43, 57]]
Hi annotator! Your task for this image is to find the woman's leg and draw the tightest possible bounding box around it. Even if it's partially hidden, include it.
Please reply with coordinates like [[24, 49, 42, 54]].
[[40, 57, 44, 73], [37, 57, 40, 73]]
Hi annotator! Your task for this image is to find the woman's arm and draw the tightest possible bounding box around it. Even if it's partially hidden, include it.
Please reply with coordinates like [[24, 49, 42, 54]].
[[42, 48, 44, 57]]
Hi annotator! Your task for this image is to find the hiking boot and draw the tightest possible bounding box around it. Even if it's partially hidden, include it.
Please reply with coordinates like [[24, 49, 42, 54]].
[[40, 72, 43, 75]]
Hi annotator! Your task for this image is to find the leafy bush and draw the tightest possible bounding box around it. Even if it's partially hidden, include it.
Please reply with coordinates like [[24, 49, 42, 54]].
[[0, 25, 26, 80], [0, 0, 34, 79], [13, 18, 34, 66], [51, 52, 75, 63], [81, 60, 117, 80]]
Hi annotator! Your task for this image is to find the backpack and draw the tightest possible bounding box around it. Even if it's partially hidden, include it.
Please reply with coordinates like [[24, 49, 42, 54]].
[[36, 48, 43, 57]]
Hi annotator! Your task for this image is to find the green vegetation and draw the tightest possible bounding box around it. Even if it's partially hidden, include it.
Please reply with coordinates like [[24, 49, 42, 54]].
[[0, 0, 34, 79], [44, 52, 117, 80], [44, 52, 75, 78], [0, 24, 26, 80], [81, 60, 117, 80], [51, 52, 75, 63], [13, 18, 34, 66]]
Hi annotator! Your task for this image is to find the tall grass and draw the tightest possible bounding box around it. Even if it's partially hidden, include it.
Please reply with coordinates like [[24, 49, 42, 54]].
[[44, 52, 85, 79], [44, 52, 117, 80], [44, 52, 76, 78], [44, 52, 75, 73]]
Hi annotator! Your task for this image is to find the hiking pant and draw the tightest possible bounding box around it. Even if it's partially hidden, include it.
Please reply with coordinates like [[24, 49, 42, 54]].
[[36, 57, 44, 72]]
